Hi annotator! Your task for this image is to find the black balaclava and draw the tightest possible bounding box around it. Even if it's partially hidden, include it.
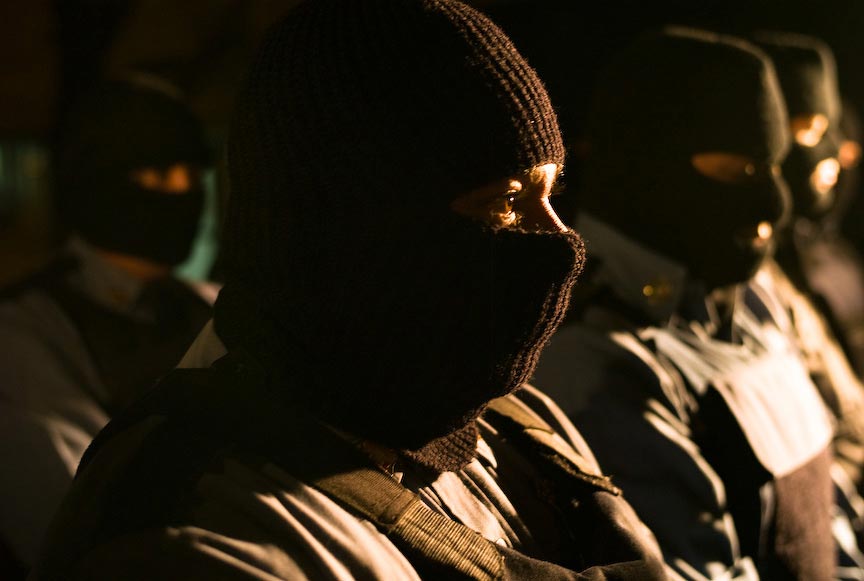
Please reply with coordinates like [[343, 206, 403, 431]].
[[835, 99, 863, 232], [214, 0, 584, 472], [752, 32, 842, 223], [55, 77, 211, 266], [583, 27, 791, 291]]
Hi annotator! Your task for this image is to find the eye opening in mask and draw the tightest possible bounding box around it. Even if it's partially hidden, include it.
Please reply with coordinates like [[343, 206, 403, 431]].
[[129, 163, 202, 195], [691, 152, 772, 185], [449, 163, 566, 232], [839, 139, 862, 170], [810, 157, 840, 202], [790, 113, 830, 148]]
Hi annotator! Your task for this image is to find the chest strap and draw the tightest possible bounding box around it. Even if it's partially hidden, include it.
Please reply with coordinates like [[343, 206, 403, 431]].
[[484, 395, 621, 497], [301, 394, 621, 580], [119, 361, 621, 579], [310, 465, 505, 580]]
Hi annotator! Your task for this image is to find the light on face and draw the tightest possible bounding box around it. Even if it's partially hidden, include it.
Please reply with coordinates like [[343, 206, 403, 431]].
[[499, 179, 523, 227], [839, 140, 862, 170], [791, 114, 829, 147], [641, 278, 673, 304], [691, 152, 760, 184], [811, 157, 840, 198], [131, 167, 162, 190], [756, 221, 773, 241], [129, 163, 197, 194], [449, 163, 565, 232], [164, 164, 194, 193], [734, 220, 774, 251]]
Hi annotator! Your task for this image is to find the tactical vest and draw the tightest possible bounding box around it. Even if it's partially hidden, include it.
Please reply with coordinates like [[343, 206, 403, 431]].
[[76, 354, 665, 580]]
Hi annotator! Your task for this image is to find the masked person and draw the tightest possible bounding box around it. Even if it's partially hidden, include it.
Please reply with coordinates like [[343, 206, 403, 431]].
[[839, 100, 864, 269], [30, 1, 667, 579], [747, 32, 864, 563], [0, 76, 215, 576], [830, 101, 864, 375], [749, 33, 863, 369], [750, 31, 864, 383], [823, 97, 864, 375], [529, 27, 863, 579]]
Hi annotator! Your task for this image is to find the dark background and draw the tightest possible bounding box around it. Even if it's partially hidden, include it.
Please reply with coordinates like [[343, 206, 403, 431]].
[[1, 0, 860, 283]]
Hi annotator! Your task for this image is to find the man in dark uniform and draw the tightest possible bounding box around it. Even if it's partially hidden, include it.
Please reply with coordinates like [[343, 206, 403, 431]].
[[0, 76, 214, 576], [749, 32, 864, 567], [532, 28, 856, 579], [30, 1, 666, 579]]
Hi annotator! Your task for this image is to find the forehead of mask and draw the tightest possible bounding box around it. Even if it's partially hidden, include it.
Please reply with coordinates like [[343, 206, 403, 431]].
[[753, 33, 843, 220], [224, 0, 563, 250], [583, 29, 790, 285], [752, 32, 841, 124], [56, 80, 212, 201], [589, 29, 789, 164]]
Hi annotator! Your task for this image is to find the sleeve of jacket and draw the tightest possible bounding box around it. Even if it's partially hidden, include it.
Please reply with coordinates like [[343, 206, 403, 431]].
[[0, 404, 101, 567], [0, 293, 111, 568], [532, 324, 758, 581], [63, 526, 305, 581]]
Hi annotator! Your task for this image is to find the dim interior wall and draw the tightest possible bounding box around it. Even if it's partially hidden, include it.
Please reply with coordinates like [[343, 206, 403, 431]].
[[0, 0, 59, 136]]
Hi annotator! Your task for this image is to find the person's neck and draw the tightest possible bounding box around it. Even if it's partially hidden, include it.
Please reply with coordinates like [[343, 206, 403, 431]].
[[94, 248, 172, 282], [327, 425, 400, 475]]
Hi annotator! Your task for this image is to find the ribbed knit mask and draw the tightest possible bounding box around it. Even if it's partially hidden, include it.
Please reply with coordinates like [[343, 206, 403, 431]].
[[753, 32, 842, 222], [215, 0, 583, 469], [583, 27, 791, 290]]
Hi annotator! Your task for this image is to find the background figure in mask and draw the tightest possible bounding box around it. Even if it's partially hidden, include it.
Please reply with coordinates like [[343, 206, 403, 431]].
[[838, 100, 864, 279], [831, 101, 864, 373], [0, 76, 215, 576], [749, 33, 864, 550], [531, 27, 862, 579], [30, 1, 667, 579]]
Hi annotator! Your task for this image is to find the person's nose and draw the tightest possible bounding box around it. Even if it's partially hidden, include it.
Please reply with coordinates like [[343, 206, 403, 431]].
[[517, 196, 569, 233]]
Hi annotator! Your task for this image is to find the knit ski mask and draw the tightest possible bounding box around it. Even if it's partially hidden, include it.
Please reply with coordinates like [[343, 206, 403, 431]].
[[215, 0, 584, 470], [56, 79, 211, 266], [583, 28, 791, 290], [753, 32, 842, 222], [72, 173, 205, 266]]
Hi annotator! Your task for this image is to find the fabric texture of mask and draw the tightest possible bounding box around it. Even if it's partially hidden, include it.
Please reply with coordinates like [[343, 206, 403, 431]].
[[214, 0, 574, 472], [70, 179, 205, 266], [215, 216, 585, 472], [582, 27, 791, 290]]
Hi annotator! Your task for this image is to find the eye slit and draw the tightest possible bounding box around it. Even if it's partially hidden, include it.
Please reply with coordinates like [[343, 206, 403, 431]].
[[489, 187, 520, 215], [692, 153, 761, 184], [550, 181, 566, 197]]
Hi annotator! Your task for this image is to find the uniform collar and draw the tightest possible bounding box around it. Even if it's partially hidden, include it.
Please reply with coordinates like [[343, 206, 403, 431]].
[[63, 236, 147, 314], [576, 213, 691, 324]]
